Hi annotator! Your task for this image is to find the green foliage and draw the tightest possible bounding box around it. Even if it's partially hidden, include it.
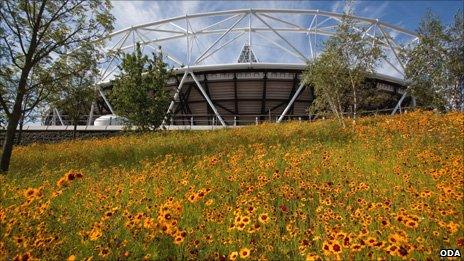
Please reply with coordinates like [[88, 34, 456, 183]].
[[0, 0, 114, 115], [446, 10, 464, 110], [111, 44, 171, 131], [50, 43, 100, 129], [0, 0, 114, 171], [404, 9, 464, 111], [303, 47, 349, 124], [303, 4, 384, 124]]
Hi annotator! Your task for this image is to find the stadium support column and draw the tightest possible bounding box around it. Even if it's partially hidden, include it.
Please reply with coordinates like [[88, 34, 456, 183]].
[[87, 102, 95, 126], [234, 73, 238, 115], [391, 86, 410, 115], [203, 75, 213, 124], [289, 74, 298, 115], [98, 87, 115, 115], [260, 72, 267, 120], [190, 72, 226, 126], [54, 108, 64, 126], [277, 81, 305, 123], [163, 71, 188, 126]]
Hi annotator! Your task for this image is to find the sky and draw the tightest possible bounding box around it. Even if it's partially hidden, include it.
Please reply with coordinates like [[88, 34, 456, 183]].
[[101, 0, 462, 80], [111, 1, 461, 32]]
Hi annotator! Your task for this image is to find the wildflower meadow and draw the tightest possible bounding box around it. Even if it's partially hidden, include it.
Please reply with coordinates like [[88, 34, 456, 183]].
[[0, 111, 463, 260]]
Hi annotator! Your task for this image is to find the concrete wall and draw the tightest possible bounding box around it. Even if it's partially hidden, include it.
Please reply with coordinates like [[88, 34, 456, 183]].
[[0, 129, 123, 146]]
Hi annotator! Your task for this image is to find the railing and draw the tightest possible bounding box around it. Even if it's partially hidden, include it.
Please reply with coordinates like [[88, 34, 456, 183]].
[[8, 106, 428, 131], [167, 114, 312, 126], [167, 106, 423, 126]]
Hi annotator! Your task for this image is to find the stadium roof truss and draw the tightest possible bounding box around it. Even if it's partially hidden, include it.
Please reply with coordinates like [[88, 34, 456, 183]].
[[92, 9, 419, 126]]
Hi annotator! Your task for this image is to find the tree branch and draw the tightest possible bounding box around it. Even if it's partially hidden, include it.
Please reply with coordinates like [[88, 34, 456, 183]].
[[36, 0, 75, 44], [4, 0, 28, 55], [24, 1, 34, 29], [0, 93, 12, 117], [0, 35, 22, 69], [33, 24, 86, 64]]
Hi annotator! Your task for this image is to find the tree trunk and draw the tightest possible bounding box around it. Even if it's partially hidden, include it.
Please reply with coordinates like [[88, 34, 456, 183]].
[[17, 115, 24, 145], [73, 122, 77, 139], [336, 96, 346, 128], [352, 87, 357, 120], [349, 76, 357, 120], [1, 108, 21, 172], [1, 66, 30, 172]]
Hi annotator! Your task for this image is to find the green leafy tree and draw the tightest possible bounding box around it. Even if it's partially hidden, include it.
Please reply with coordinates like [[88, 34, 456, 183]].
[[0, 0, 114, 172], [50, 44, 99, 138], [303, 3, 383, 125], [404, 10, 464, 111], [327, 13, 383, 119], [111, 44, 171, 131], [447, 10, 464, 110], [304, 47, 349, 126]]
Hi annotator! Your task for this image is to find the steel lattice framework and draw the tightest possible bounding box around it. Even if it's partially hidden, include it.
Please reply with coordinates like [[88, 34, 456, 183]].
[[87, 8, 419, 127]]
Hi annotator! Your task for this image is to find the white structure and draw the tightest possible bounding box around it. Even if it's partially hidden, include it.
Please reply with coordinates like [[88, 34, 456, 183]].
[[93, 115, 126, 126], [47, 9, 419, 127]]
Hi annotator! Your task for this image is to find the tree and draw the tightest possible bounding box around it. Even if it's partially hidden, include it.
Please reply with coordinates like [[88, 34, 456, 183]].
[[110, 44, 171, 131], [303, 47, 350, 126], [404, 9, 464, 111], [329, 15, 384, 119], [0, 0, 114, 172], [50, 43, 99, 138], [447, 10, 464, 111], [303, 3, 383, 125]]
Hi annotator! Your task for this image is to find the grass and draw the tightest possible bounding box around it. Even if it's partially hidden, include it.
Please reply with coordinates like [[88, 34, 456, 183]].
[[0, 111, 463, 260]]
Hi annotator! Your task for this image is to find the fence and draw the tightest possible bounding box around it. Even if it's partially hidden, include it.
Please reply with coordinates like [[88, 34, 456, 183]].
[[13, 106, 427, 130]]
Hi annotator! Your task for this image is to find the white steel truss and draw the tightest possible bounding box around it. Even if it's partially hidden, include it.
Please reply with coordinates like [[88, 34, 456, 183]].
[[91, 8, 419, 125]]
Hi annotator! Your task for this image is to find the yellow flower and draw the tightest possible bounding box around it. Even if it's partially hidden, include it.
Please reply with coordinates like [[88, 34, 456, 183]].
[[229, 251, 238, 260], [174, 236, 184, 245], [241, 216, 251, 225], [306, 253, 321, 261], [67, 255, 77, 261], [89, 228, 102, 241], [239, 247, 251, 259], [448, 221, 459, 234], [258, 213, 270, 224], [99, 247, 110, 257]]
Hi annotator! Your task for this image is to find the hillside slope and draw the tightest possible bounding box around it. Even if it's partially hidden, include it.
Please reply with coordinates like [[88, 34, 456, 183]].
[[1, 111, 463, 260]]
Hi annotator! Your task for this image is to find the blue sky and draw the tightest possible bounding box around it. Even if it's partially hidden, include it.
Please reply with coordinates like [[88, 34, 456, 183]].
[[105, 1, 462, 79], [111, 1, 462, 32]]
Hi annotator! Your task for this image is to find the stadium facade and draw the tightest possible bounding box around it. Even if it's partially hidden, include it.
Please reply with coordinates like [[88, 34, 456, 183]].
[[44, 9, 418, 126]]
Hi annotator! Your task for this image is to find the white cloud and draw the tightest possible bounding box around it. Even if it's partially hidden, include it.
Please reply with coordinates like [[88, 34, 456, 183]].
[[111, 1, 161, 29], [358, 1, 389, 19], [107, 1, 409, 79]]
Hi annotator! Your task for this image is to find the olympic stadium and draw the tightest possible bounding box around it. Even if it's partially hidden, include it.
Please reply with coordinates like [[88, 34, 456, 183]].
[[44, 9, 419, 127]]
